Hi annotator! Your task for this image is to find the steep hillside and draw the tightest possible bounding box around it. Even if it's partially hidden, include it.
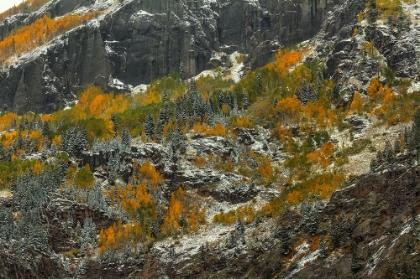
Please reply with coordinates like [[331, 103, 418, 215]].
[[0, 0, 349, 114], [0, 0, 420, 278]]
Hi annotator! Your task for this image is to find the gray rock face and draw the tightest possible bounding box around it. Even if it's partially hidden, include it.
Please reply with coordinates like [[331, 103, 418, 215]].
[[0, 24, 111, 114], [344, 115, 370, 133], [210, 174, 259, 204], [0, 0, 96, 42], [0, 0, 344, 114]]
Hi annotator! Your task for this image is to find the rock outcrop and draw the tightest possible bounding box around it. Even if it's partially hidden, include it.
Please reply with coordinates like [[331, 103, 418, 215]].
[[0, 0, 349, 114]]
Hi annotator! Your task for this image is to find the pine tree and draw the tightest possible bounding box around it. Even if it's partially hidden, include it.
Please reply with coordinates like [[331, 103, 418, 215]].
[[144, 113, 155, 140], [367, 0, 378, 24], [273, 97, 279, 108], [232, 94, 239, 116], [350, 242, 362, 273], [257, 73, 263, 94], [155, 119, 164, 143], [179, 62, 185, 80], [42, 121, 49, 137], [307, 210, 319, 236], [121, 128, 131, 152], [281, 226, 290, 255], [111, 113, 118, 136], [319, 236, 328, 259], [394, 138, 401, 154], [163, 89, 169, 103], [235, 218, 246, 244], [242, 91, 249, 110], [0, 142, 5, 161]]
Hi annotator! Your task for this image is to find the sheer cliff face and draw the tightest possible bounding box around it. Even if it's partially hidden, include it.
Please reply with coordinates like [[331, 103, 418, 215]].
[[0, 0, 342, 114]]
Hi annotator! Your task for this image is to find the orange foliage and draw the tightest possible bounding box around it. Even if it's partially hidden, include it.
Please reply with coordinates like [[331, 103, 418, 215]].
[[194, 156, 206, 168], [138, 159, 162, 191], [367, 78, 384, 103], [1, 130, 17, 147], [160, 188, 183, 235], [0, 12, 100, 63], [0, 0, 50, 22], [231, 116, 254, 128], [213, 205, 255, 224], [258, 156, 274, 184], [99, 221, 143, 254], [192, 122, 226, 136], [76, 85, 129, 120], [373, 86, 398, 124], [350, 91, 363, 113], [275, 95, 301, 124], [139, 84, 161, 106], [52, 135, 62, 148], [286, 189, 305, 204], [0, 112, 19, 131], [306, 142, 334, 168], [206, 123, 226, 136], [273, 49, 303, 79], [112, 181, 151, 216]]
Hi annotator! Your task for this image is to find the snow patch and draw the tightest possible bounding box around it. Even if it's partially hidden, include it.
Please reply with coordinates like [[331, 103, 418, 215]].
[[228, 51, 245, 83], [132, 84, 149, 94], [137, 10, 154, 16], [108, 78, 133, 91], [407, 81, 420, 94], [285, 241, 319, 279], [366, 245, 386, 276], [389, 222, 412, 249], [153, 223, 232, 264], [0, 191, 12, 198]]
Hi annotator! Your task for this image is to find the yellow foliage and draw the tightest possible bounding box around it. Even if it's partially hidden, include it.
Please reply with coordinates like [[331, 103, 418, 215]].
[[213, 205, 256, 224], [194, 156, 206, 168], [367, 78, 384, 102], [231, 116, 254, 128], [0, 112, 19, 131], [160, 191, 182, 234], [306, 142, 334, 168], [140, 84, 161, 106], [275, 95, 302, 124], [138, 159, 162, 191], [257, 157, 274, 184], [350, 91, 364, 113], [0, 12, 100, 63], [273, 49, 303, 79]]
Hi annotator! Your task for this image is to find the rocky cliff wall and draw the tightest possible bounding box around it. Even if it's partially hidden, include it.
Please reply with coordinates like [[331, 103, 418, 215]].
[[0, 0, 350, 114]]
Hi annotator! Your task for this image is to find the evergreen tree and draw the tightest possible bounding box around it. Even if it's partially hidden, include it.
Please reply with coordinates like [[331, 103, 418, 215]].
[[350, 242, 362, 273], [0, 207, 14, 242], [273, 97, 279, 108], [0, 142, 5, 161], [163, 89, 169, 103], [111, 113, 118, 136], [319, 236, 328, 259], [367, 0, 378, 24], [144, 113, 155, 140], [121, 128, 131, 152], [87, 183, 107, 211], [257, 73, 263, 94], [235, 217, 246, 245], [155, 119, 164, 143], [163, 101, 172, 122], [42, 121, 49, 137], [394, 138, 401, 155], [307, 210, 319, 236], [179, 62, 185, 80], [242, 91, 249, 110], [281, 226, 290, 255]]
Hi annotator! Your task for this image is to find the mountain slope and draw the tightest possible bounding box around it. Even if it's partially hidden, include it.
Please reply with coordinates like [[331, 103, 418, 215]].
[[0, 0, 349, 114], [0, 0, 420, 278]]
